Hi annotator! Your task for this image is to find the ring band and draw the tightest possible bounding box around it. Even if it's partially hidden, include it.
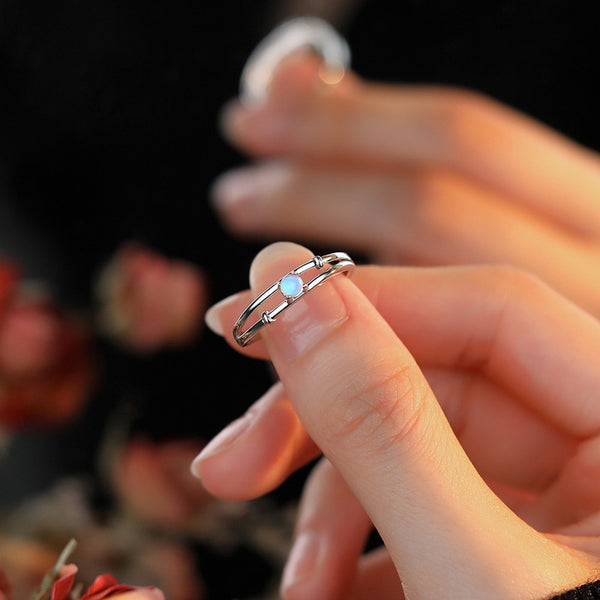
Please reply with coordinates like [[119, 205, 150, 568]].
[[233, 252, 355, 347], [240, 17, 351, 103]]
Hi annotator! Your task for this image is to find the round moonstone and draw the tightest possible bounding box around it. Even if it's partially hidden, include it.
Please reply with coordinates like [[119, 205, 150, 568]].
[[279, 274, 303, 298]]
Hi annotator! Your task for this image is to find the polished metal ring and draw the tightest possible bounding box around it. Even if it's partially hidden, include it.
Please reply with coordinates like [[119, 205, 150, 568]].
[[233, 252, 355, 347], [240, 16, 351, 103]]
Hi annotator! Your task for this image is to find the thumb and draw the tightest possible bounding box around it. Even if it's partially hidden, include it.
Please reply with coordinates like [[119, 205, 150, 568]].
[[246, 242, 591, 599]]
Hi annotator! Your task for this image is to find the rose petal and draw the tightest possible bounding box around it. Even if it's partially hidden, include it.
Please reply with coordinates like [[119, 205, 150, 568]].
[[81, 574, 164, 600], [0, 564, 11, 600], [51, 564, 78, 600], [0, 261, 19, 319]]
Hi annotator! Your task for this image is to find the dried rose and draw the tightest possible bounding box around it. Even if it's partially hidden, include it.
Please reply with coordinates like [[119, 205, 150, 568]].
[[0, 296, 96, 429], [48, 564, 78, 600], [0, 564, 11, 600], [111, 438, 212, 528], [0, 260, 19, 319], [81, 574, 164, 600], [96, 242, 206, 353]]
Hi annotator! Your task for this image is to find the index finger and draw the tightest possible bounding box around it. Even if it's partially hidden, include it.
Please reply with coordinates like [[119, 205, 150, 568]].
[[207, 263, 600, 438]]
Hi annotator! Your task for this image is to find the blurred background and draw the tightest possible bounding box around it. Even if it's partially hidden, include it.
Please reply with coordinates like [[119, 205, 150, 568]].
[[1, 1, 598, 598]]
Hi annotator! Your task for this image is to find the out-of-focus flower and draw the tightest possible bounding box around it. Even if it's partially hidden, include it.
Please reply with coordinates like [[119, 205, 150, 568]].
[[0, 294, 95, 429], [81, 574, 164, 600], [1, 480, 205, 600], [0, 562, 11, 600], [111, 438, 213, 528], [0, 538, 56, 599], [0, 260, 19, 318], [96, 242, 207, 353]]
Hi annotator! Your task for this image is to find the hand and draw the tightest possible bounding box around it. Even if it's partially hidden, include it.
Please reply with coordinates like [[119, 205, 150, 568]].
[[193, 242, 600, 600], [212, 56, 600, 316]]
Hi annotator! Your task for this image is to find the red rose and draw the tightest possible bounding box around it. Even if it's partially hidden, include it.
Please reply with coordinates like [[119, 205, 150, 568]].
[[50, 564, 78, 600], [96, 243, 207, 353], [0, 293, 96, 429], [0, 564, 11, 600], [0, 260, 19, 319], [81, 574, 165, 600]]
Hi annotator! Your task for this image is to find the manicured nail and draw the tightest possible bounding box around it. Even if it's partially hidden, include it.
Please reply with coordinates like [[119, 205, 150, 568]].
[[281, 532, 322, 593], [211, 164, 290, 230], [204, 293, 244, 336], [190, 415, 253, 475], [210, 170, 262, 231]]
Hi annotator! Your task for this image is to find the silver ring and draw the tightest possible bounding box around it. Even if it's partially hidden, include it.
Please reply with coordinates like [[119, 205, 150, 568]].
[[240, 17, 351, 104], [233, 252, 355, 347]]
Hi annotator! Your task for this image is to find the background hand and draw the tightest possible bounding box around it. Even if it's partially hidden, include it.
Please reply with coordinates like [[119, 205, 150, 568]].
[[212, 56, 600, 316]]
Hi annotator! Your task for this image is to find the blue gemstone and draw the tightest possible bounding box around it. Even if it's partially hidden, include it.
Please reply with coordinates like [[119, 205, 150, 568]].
[[279, 274, 303, 298]]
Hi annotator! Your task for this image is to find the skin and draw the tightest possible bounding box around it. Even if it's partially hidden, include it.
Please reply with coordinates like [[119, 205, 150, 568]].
[[211, 55, 600, 317], [192, 242, 600, 600]]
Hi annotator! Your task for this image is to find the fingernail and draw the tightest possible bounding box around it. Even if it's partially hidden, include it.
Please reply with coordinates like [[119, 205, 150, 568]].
[[211, 164, 290, 228], [204, 293, 243, 336], [281, 532, 322, 593], [211, 168, 257, 212], [210, 170, 261, 233], [191, 415, 253, 475]]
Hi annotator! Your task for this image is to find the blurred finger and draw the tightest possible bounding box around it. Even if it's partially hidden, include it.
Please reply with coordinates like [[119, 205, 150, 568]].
[[222, 57, 600, 237], [347, 546, 405, 600], [281, 458, 371, 600], [212, 162, 600, 311], [520, 434, 600, 531], [192, 382, 318, 499]]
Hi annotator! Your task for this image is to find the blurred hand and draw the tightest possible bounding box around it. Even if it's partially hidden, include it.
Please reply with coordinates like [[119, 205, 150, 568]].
[[194, 242, 600, 600], [212, 56, 600, 316]]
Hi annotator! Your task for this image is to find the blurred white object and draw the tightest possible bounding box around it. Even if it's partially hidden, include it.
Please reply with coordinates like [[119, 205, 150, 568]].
[[240, 16, 351, 103]]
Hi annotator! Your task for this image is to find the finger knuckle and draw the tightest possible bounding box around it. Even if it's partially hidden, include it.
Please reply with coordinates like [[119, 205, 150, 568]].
[[321, 363, 429, 456], [391, 171, 465, 257], [488, 264, 549, 299], [427, 86, 493, 163]]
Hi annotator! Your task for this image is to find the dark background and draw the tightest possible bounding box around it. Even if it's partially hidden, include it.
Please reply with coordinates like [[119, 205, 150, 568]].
[[0, 0, 598, 596]]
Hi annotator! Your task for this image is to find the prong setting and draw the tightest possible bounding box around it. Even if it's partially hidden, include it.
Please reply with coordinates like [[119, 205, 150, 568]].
[[279, 273, 304, 299]]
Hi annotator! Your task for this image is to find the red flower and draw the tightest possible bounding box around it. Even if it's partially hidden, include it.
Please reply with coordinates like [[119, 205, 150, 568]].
[[96, 242, 207, 353], [50, 564, 78, 600], [0, 564, 11, 600], [81, 574, 165, 600], [0, 264, 96, 429], [0, 260, 19, 319]]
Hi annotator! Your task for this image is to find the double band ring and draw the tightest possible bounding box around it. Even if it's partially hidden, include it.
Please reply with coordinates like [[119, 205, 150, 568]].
[[233, 252, 355, 347]]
